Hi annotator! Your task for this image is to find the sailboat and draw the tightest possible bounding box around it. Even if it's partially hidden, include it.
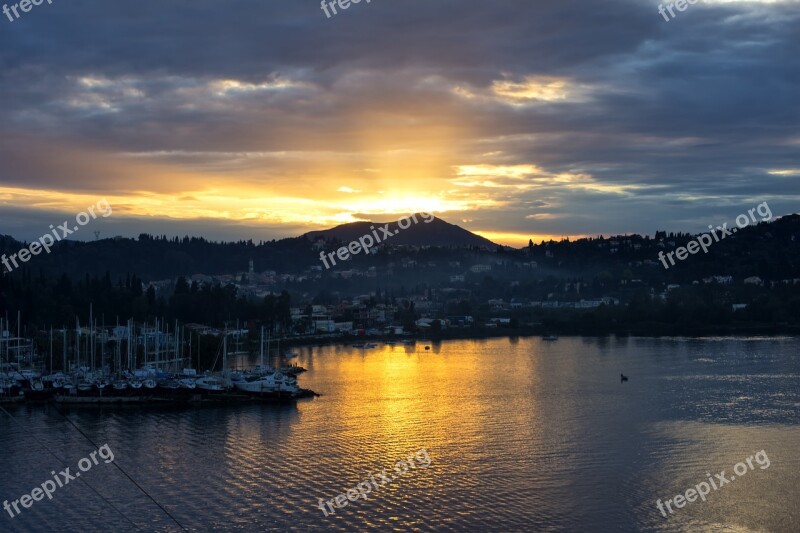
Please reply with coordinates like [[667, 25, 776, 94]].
[[197, 331, 230, 393], [178, 368, 197, 389], [234, 371, 299, 397], [234, 326, 299, 398], [24, 378, 53, 401], [196, 376, 227, 392], [0, 375, 22, 400], [0, 377, 23, 403]]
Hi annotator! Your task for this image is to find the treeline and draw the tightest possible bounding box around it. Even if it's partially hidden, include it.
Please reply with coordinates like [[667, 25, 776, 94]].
[[531, 284, 800, 335], [520, 214, 800, 283], [0, 271, 291, 331], [0, 233, 315, 280], [2, 213, 797, 289]]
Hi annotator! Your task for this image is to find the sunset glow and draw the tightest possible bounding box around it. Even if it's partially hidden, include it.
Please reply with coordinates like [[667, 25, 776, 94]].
[[0, 0, 797, 246]]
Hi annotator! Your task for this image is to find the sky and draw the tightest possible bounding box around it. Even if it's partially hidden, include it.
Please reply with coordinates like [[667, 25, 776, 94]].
[[0, 0, 798, 247]]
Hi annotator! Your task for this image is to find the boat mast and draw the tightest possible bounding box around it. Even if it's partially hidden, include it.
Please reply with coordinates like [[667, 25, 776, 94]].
[[260, 325, 264, 368], [175, 319, 179, 372], [223, 326, 227, 373], [155, 318, 159, 370], [17, 310, 21, 369], [75, 316, 80, 373], [143, 321, 148, 369], [89, 304, 93, 372]]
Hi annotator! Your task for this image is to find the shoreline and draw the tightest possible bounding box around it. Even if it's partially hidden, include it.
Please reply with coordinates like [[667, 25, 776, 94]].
[[278, 324, 800, 350]]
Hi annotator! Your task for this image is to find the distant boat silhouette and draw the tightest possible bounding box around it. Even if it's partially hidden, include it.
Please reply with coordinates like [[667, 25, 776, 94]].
[[620, 373, 629, 382], [424, 345, 431, 350]]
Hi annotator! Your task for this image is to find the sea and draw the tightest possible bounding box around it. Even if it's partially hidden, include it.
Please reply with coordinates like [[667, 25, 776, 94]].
[[1, 336, 798, 532]]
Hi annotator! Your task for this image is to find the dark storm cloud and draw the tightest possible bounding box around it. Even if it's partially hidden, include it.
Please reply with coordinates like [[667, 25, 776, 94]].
[[0, 0, 798, 242]]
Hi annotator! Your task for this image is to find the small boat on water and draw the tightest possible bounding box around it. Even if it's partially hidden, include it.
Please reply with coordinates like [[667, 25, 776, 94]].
[[279, 364, 307, 376], [233, 326, 301, 400], [225, 370, 247, 384], [234, 372, 299, 399], [43, 373, 66, 391], [158, 379, 181, 391], [542, 335, 558, 341], [195, 376, 228, 392], [178, 378, 197, 390], [23, 379, 52, 401]]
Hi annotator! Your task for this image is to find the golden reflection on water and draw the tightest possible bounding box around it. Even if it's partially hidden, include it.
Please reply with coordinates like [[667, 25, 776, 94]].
[[319, 340, 516, 458], [63, 335, 798, 531]]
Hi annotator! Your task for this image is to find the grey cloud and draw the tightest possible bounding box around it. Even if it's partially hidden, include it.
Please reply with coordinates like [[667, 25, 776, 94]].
[[0, 0, 798, 241]]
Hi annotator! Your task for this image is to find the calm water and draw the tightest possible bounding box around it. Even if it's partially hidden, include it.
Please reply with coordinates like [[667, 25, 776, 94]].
[[1, 336, 799, 532]]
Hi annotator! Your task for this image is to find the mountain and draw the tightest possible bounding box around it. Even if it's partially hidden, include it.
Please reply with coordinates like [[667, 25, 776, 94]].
[[0, 215, 497, 280], [303, 214, 498, 248]]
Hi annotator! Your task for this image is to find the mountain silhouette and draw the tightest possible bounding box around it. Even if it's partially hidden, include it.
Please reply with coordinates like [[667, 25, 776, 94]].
[[303, 214, 498, 248]]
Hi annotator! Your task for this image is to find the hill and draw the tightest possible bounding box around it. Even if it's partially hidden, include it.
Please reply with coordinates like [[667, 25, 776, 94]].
[[303, 215, 497, 249]]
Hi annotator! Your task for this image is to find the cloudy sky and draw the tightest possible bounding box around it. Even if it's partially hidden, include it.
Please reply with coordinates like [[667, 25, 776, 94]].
[[0, 0, 798, 246]]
